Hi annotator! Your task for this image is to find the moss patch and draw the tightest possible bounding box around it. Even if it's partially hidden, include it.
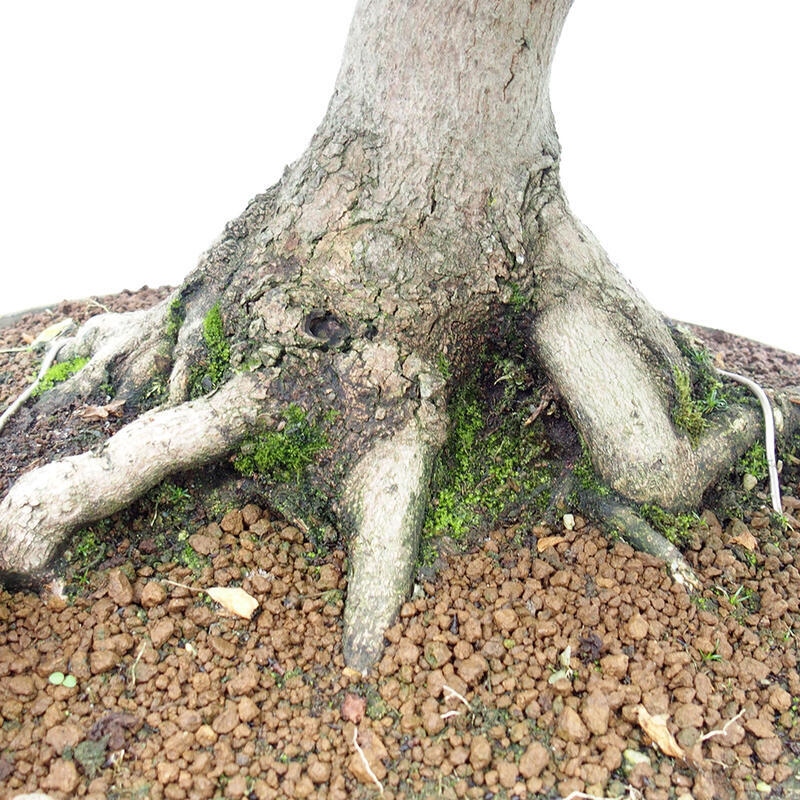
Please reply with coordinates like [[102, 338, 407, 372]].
[[423, 331, 553, 552], [189, 304, 231, 398], [32, 356, 89, 397], [234, 405, 329, 483]]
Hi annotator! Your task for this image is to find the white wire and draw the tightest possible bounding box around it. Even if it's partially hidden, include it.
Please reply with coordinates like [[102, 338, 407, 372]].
[[718, 369, 782, 515]]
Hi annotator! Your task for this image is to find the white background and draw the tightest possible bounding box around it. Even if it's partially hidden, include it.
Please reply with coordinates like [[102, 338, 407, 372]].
[[1, 2, 798, 353]]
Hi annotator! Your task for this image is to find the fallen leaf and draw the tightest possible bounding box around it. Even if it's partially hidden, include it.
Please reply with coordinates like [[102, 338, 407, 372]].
[[30, 318, 75, 347], [341, 693, 366, 724], [206, 587, 259, 619], [537, 535, 565, 552], [635, 705, 685, 760], [78, 398, 126, 421], [730, 528, 758, 551]]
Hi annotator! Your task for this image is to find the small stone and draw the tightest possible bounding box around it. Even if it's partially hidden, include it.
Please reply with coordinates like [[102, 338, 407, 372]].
[[581, 691, 610, 735], [456, 653, 488, 685], [348, 727, 388, 784], [600, 653, 629, 679], [753, 737, 783, 763], [107, 569, 134, 606], [316, 564, 340, 590], [212, 703, 239, 734], [227, 667, 259, 696], [220, 509, 243, 534], [307, 759, 331, 783], [556, 706, 590, 743], [519, 741, 550, 778], [7, 674, 36, 698], [41, 759, 80, 793], [177, 710, 203, 732], [626, 613, 649, 640], [496, 759, 518, 788], [157, 760, 180, 784], [149, 618, 175, 648], [423, 640, 452, 668], [562, 513, 575, 531], [745, 717, 775, 739], [224, 774, 248, 798], [742, 473, 758, 492], [238, 697, 259, 723], [394, 638, 420, 665], [140, 581, 167, 607], [493, 607, 519, 632], [469, 735, 492, 770], [195, 724, 218, 747], [187, 533, 218, 556], [44, 722, 83, 754], [89, 649, 119, 675], [209, 635, 237, 659]]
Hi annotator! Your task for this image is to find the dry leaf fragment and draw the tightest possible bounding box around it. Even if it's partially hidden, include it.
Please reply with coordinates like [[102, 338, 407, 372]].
[[537, 535, 565, 552], [206, 587, 259, 619], [341, 693, 366, 724], [730, 528, 758, 551], [635, 705, 685, 760], [78, 398, 126, 421]]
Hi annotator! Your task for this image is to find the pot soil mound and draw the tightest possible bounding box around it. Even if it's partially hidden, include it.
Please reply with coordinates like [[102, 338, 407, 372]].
[[1, 289, 799, 800]]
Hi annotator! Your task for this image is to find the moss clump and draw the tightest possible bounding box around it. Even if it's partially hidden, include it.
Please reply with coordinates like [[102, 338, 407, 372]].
[[165, 296, 185, 342], [234, 405, 328, 483], [639, 504, 704, 546], [189, 304, 231, 398], [672, 367, 708, 445], [32, 356, 89, 397], [424, 348, 552, 545], [737, 441, 768, 482]]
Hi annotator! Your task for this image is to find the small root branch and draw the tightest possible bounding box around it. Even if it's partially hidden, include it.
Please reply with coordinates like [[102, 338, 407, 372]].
[[580, 492, 701, 590], [352, 727, 383, 795], [699, 708, 745, 742], [0, 338, 66, 435], [442, 684, 472, 711]]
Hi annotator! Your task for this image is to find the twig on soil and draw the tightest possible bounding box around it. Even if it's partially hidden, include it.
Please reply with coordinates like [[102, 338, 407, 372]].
[[87, 297, 112, 313], [352, 726, 384, 795], [699, 708, 745, 742], [562, 787, 643, 800], [163, 578, 203, 592], [718, 369, 782, 514], [128, 642, 147, 689], [442, 683, 472, 710], [0, 338, 66, 435]]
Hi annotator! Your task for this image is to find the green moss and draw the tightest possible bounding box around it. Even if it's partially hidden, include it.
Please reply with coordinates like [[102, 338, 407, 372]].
[[423, 350, 552, 547], [32, 356, 89, 397], [671, 367, 708, 444], [188, 304, 231, 398], [572, 448, 610, 497], [234, 405, 328, 483], [165, 296, 185, 342], [737, 441, 768, 481], [639, 504, 704, 546]]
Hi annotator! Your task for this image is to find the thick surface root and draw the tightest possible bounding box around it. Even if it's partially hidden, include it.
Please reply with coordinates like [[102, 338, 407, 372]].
[[341, 403, 446, 673], [0, 373, 264, 581]]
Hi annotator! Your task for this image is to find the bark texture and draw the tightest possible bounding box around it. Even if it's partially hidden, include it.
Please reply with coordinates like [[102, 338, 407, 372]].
[[0, 0, 785, 669]]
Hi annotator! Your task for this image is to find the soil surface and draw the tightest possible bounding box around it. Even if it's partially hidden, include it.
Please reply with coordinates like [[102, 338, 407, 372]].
[[1, 289, 800, 800]]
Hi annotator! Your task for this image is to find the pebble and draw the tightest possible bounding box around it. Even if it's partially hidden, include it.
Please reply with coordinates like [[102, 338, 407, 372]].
[[106, 569, 134, 606], [140, 581, 167, 607], [556, 706, 590, 744]]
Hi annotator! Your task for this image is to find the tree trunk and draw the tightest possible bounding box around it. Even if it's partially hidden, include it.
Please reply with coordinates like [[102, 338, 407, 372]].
[[0, 0, 786, 672]]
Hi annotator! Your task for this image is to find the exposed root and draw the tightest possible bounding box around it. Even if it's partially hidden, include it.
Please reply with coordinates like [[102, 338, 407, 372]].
[[0, 373, 265, 580], [39, 300, 172, 411], [352, 727, 384, 795], [341, 403, 446, 673], [580, 491, 701, 590]]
